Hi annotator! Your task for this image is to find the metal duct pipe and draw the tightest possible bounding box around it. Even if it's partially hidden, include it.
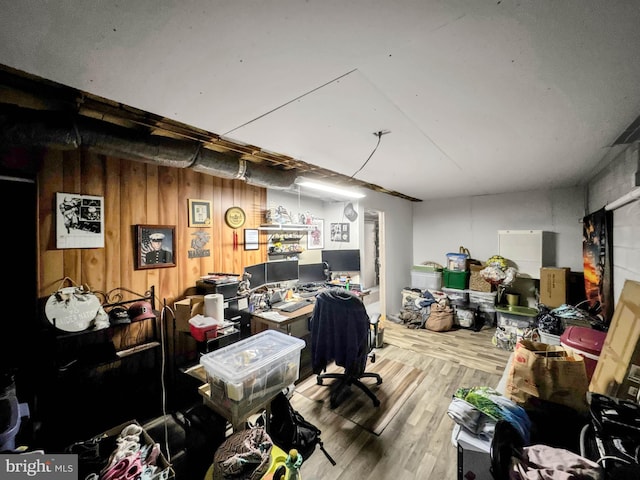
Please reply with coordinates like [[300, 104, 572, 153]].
[[0, 105, 296, 189]]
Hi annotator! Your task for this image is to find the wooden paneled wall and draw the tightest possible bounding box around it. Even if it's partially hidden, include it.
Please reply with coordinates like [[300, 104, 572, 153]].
[[38, 148, 267, 305]]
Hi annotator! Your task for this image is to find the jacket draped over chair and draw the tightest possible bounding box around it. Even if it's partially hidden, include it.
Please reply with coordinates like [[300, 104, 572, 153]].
[[310, 288, 369, 376]]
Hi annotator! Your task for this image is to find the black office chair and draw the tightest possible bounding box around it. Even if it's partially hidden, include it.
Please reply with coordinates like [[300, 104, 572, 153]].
[[310, 287, 382, 408]]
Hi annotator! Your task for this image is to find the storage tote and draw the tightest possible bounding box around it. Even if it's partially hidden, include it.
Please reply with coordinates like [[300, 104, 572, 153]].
[[410, 269, 442, 290], [446, 253, 468, 272], [200, 330, 305, 422], [443, 268, 469, 289]]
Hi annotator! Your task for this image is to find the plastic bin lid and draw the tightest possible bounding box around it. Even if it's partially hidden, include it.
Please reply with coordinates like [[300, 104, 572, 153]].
[[560, 326, 607, 356], [412, 264, 443, 272], [200, 330, 305, 381], [495, 305, 538, 317]]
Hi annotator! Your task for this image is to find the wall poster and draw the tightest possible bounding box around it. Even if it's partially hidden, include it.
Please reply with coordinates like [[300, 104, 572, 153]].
[[330, 222, 350, 242], [582, 208, 614, 324], [56, 192, 105, 249], [308, 219, 324, 250]]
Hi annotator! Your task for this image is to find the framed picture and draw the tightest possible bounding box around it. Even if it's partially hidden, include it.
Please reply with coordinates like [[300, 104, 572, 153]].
[[56, 192, 105, 249], [307, 219, 324, 250], [244, 228, 260, 250], [188, 199, 212, 227], [330, 222, 350, 242], [136, 224, 176, 269]]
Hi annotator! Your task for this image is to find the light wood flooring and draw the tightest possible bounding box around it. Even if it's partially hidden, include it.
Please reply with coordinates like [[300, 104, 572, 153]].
[[290, 319, 512, 479]]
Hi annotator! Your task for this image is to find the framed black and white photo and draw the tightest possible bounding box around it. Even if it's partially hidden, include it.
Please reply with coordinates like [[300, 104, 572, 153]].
[[188, 199, 212, 227], [244, 228, 260, 250], [330, 222, 350, 242], [56, 192, 105, 249], [136, 224, 176, 269], [307, 219, 324, 250]]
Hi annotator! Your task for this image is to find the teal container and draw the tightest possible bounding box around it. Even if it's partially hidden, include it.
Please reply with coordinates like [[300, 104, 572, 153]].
[[443, 268, 469, 289]]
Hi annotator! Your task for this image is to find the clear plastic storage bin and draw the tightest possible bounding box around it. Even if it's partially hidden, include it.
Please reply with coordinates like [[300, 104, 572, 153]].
[[200, 330, 305, 421], [410, 270, 442, 290], [496, 306, 537, 329]]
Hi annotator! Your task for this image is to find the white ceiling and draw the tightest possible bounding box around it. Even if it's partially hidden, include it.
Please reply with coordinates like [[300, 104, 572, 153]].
[[1, 1, 639, 201]]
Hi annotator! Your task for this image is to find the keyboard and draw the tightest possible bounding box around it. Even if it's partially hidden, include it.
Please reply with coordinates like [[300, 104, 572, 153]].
[[299, 283, 325, 291], [298, 291, 318, 298], [280, 301, 313, 313]]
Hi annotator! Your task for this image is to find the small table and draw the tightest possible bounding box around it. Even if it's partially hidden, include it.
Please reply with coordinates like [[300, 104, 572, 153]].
[[185, 364, 276, 432]]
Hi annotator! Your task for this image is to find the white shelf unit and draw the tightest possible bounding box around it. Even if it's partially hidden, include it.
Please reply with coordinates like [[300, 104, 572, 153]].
[[259, 225, 311, 261]]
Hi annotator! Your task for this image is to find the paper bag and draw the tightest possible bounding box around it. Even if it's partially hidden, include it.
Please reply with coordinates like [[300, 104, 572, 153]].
[[425, 303, 453, 332], [505, 340, 589, 413]]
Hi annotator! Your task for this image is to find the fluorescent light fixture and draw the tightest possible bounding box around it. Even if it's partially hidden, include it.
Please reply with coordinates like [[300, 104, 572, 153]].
[[605, 186, 640, 211], [296, 180, 366, 199]]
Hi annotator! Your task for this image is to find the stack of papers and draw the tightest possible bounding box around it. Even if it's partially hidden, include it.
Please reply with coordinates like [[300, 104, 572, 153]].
[[256, 311, 289, 322]]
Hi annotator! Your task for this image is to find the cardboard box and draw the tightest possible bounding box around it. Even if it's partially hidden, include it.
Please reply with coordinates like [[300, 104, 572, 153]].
[[589, 280, 640, 402], [174, 295, 204, 332], [539, 267, 570, 307], [101, 421, 175, 479]]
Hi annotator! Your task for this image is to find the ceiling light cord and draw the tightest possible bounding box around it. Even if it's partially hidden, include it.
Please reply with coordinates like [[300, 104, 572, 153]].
[[348, 130, 387, 180]]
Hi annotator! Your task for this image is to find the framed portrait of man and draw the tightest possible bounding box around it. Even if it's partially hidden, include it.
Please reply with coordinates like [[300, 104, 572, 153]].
[[136, 225, 176, 269]]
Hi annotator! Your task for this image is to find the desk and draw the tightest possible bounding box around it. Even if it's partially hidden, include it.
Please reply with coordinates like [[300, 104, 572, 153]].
[[251, 289, 370, 381], [252, 303, 314, 381], [250, 288, 369, 336], [251, 303, 314, 336]]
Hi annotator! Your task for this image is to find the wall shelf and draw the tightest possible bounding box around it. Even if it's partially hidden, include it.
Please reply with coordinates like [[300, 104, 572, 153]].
[[258, 224, 313, 231], [268, 251, 303, 257]]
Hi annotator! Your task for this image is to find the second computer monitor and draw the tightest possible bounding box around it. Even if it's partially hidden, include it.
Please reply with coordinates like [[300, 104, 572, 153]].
[[321, 249, 361, 272], [266, 259, 299, 284], [244, 262, 267, 289], [298, 263, 327, 284]]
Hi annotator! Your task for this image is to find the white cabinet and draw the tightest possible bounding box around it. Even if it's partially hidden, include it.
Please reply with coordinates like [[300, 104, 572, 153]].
[[498, 230, 552, 279]]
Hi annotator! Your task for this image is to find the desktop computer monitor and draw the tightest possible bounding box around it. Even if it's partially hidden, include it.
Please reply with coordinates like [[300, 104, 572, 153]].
[[244, 263, 266, 289], [266, 259, 299, 284], [298, 263, 327, 284], [321, 249, 361, 272]]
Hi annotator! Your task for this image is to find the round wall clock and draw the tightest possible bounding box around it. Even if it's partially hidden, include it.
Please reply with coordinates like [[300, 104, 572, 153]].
[[225, 207, 246, 228]]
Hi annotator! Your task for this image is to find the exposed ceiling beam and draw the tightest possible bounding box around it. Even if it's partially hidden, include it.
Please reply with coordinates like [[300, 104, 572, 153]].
[[0, 64, 421, 202]]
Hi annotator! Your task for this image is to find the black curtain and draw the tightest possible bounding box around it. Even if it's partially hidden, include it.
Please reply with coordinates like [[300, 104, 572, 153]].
[[582, 208, 614, 324]]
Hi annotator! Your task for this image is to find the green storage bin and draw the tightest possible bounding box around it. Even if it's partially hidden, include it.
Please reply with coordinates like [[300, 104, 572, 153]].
[[443, 268, 469, 289]]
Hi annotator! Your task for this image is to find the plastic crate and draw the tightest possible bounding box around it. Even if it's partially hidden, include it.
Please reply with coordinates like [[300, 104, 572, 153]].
[[412, 264, 442, 273], [446, 253, 468, 272], [443, 269, 469, 289], [410, 270, 442, 290], [560, 326, 607, 381], [200, 330, 305, 420], [468, 290, 497, 309], [496, 306, 537, 329], [539, 331, 561, 346], [441, 287, 469, 306]]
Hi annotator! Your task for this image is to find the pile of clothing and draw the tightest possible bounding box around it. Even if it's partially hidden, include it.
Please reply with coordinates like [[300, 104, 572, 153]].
[[447, 386, 531, 444]]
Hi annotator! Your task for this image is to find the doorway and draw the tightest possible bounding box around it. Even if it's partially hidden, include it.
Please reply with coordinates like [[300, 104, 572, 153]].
[[363, 210, 385, 323]]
